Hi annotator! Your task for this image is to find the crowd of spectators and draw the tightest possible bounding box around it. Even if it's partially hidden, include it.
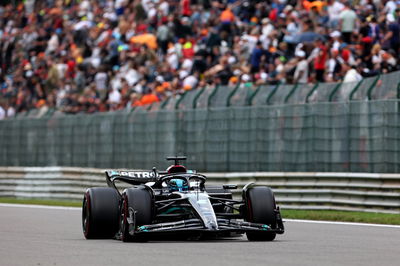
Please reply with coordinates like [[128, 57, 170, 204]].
[[1, 0, 400, 119]]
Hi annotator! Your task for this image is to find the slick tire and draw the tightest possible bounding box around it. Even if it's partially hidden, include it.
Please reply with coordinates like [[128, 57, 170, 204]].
[[245, 187, 277, 241], [120, 187, 152, 242], [82, 187, 120, 239]]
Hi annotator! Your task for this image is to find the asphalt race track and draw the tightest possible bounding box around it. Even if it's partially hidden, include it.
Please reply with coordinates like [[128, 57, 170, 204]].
[[1, 204, 399, 266]]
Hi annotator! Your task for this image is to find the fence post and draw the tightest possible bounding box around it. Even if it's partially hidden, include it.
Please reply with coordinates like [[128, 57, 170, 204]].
[[329, 82, 342, 102], [284, 83, 299, 104], [161, 96, 171, 109], [175, 90, 188, 110], [397, 82, 400, 99], [367, 75, 380, 100], [226, 83, 241, 107], [248, 84, 262, 106], [192, 87, 205, 109], [266, 83, 280, 105], [207, 85, 220, 108], [349, 79, 364, 101], [305, 83, 319, 103]]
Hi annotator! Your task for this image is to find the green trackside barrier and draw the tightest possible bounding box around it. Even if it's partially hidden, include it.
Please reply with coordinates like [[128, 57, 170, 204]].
[[227, 84, 254, 107], [349, 79, 364, 101], [371, 71, 400, 99], [45, 108, 56, 117], [160, 95, 171, 109], [147, 102, 157, 112], [175, 90, 188, 110], [27, 109, 39, 118], [1, 100, 399, 172], [285, 83, 313, 104], [207, 85, 220, 108], [206, 85, 237, 108], [268, 83, 295, 105], [175, 89, 201, 110], [284, 83, 299, 104], [167, 95, 181, 110], [129, 106, 136, 113], [329, 82, 342, 102], [305, 83, 319, 103], [192, 86, 205, 109], [367, 75, 380, 100], [193, 85, 218, 109], [226, 82, 241, 107], [249, 84, 279, 106], [248, 84, 262, 106], [156, 95, 177, 111], [15, 110, 28, 118], [397, 82, 400, 99], [146, 103, 153, 111], [266, 83, 280, 105]]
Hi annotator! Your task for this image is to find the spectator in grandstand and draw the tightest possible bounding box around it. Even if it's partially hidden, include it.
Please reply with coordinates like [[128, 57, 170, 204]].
[[0, 100, 6, 120], [338, 1, 358, 44], [383, 13, 400, 55], [311, 37, 329, 82], [342, 62, 363, 83], [293, 50, 309, 84]]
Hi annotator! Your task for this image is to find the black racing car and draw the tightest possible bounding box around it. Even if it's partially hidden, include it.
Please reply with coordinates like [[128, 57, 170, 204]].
[[82, 156, 284, 241]]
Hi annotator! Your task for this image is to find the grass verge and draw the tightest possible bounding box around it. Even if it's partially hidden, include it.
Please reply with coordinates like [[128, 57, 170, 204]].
[[281, 209, 400, 225], [0, 198, 398, 225]]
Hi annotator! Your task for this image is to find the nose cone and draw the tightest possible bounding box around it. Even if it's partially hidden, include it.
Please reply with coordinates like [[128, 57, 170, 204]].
[[187, 193, 219, 231]]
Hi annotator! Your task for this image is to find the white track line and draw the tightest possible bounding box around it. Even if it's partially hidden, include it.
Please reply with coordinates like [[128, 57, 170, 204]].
[[1, 203, 399, 229], [0, 203, 80, 211], [284, 219, 400, 229]]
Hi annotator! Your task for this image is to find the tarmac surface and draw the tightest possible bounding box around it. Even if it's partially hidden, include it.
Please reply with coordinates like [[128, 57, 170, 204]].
[[1, 204, 399, 266]]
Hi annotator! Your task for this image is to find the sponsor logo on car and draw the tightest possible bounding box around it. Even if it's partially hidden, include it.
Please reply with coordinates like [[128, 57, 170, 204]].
[[108, 170, 156, 179], [119, 171, 156, 178]]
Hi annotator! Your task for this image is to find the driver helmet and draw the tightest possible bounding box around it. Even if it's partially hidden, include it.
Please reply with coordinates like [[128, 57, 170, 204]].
[[168, 178, 188, 192]]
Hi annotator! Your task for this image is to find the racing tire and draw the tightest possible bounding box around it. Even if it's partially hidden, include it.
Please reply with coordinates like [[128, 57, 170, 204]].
[[245, 187, 277, 241], [82, 187, 120, 239], [120, 187, 153, 242]]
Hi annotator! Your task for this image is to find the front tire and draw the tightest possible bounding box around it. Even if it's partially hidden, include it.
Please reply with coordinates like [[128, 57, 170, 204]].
[[82, 187, 120, 239], [244, 187, 277, 241], [120, 187, 153, 242]]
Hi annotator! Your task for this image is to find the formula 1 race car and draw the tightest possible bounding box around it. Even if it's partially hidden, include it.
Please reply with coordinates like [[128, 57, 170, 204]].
[[82, 156, 284, 242]]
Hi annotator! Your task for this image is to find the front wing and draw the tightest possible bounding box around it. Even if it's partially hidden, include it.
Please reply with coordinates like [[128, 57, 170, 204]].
[[134, 218, 285, 235]]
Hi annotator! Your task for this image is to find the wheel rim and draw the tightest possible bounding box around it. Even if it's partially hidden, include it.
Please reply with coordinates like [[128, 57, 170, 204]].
[[82, 193, 90, 237], [121, 196, 129, 241]]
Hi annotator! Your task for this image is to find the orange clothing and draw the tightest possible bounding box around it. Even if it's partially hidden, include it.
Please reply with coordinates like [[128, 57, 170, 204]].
[[220, 9, 235, 23], [303, 0, 325, 12], [140, 94, 159, 105], [130, 34, 158, 50], [131, 100, 143, 107]]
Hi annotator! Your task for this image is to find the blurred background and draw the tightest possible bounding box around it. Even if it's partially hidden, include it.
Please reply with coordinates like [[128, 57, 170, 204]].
[[0, 0, 399, 173]]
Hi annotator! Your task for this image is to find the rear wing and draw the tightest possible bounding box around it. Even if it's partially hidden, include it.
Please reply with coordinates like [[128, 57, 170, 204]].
[[105, 170, 158, 187]]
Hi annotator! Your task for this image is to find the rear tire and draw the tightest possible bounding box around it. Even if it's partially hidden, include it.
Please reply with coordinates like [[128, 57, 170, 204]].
[[82, 187, 120, 239], [120, 187, 153, 242], [245, 187, 277, 241]]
